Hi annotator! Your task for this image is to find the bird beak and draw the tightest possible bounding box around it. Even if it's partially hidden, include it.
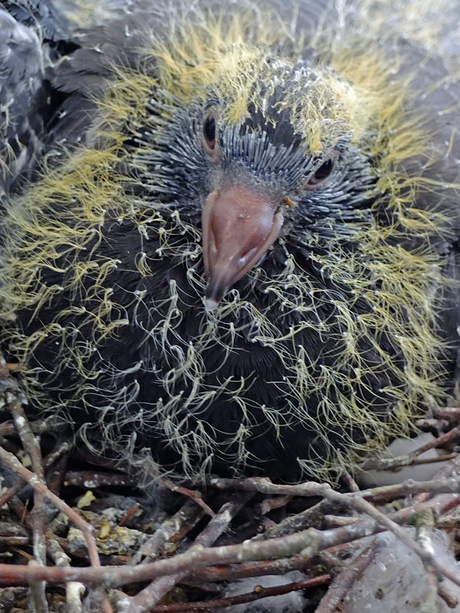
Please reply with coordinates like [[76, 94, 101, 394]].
[[202, 186, 284, 311]]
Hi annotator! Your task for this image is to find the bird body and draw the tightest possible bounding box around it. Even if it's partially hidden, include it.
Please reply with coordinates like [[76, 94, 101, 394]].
[[0, 0, 459, 482]]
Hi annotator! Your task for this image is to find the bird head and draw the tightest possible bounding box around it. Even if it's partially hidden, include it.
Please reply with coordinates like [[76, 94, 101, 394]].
[[109, 31, 386, 312], [196, 68, 370, 310]]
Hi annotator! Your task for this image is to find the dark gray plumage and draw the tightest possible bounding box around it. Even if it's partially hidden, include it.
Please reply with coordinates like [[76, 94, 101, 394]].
[[0, 9, 44, 194], [0, 0, 69, 195]]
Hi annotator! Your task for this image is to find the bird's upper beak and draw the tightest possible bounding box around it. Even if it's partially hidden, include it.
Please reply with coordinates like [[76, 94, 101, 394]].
[[202, 185, 284, 310]]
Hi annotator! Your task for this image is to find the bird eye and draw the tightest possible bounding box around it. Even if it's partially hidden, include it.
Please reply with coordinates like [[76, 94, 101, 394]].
[[203, 116, 216, 148], [202, 113, 220, 163], [302, 157, 336, 190]]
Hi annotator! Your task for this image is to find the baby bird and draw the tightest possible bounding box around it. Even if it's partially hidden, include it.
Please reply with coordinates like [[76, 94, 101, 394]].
[[1, 0, 460, 483]]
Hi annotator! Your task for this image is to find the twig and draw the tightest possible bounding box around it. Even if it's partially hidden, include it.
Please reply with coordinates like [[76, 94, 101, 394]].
[[0, 444, 101, 569], [120, 491, 255, 613], [185, 554, 313, 583], [359, 425, 460, 472], [0, 517, 379, 586], [210, 474, 460, 502], [7, 391, 48, 613], [438, 581, 459, 609], [64, 471, 138, 489], [129, 499, 205, 565], [146, 574, 331, 612], [161, 478, 215, 517], [321, 490, 460, 590], [315, 538, 384, 613]]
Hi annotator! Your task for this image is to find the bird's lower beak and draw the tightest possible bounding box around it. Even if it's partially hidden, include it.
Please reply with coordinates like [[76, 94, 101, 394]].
[[202, 186, 284, 311]]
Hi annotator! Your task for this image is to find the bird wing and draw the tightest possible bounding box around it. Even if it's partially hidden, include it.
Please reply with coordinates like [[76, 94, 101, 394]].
[[0, 10, 44, 195], [0, 0, 71, 194], [1, 0, 68, 41]]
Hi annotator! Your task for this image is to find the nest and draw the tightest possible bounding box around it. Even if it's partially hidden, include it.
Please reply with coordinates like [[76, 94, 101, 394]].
[[0, 355, 459, 613]]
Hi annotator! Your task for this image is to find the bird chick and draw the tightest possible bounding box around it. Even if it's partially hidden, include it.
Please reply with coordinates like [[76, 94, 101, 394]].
[[1, 0, 459, 483]]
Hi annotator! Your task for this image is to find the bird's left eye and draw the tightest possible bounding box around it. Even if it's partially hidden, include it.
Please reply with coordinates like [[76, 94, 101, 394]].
[[202, 112, 220, 163], [302, 157, 336, 190]]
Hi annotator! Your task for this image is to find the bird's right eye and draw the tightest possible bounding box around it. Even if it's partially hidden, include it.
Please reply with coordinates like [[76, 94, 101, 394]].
[[202, 113, 220, 163], [203, 116, 216, 148]]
